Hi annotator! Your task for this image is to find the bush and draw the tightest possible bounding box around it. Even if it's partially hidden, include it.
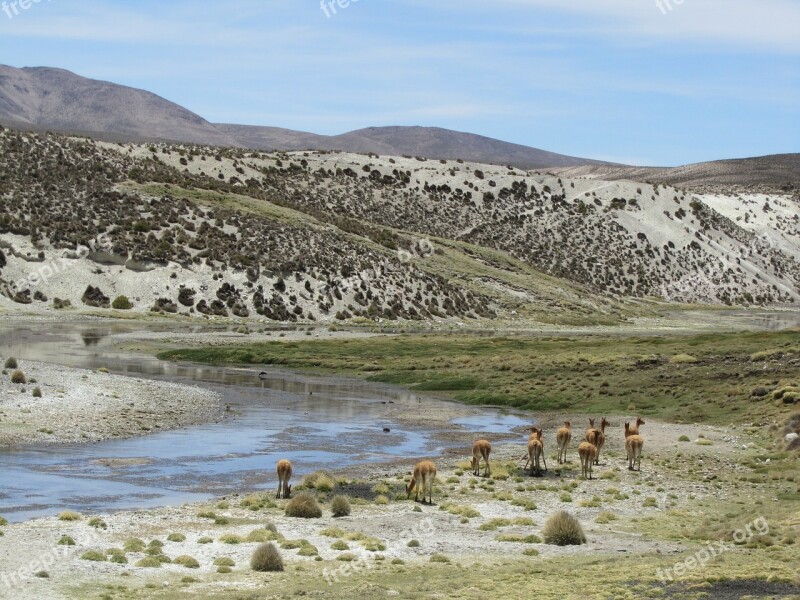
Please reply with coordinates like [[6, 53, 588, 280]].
[[58, 535, 75, 546], [303, 471, 335, 492], [58, 511, 81, 521], [331, 495, 351, 517], [11, 370, 26, 384], [112, 295, 133, 310], [135, 557, 162, 568], [214, 557, 235, 567], [173, 555, 200, 569], [88, 517, 107, 529], [4, 357, 17, 369], [250, 542, 283, 572], [542, 511, 586, 546], [678, 435, 690, 442], [167, 533, 187, 542], [123, 538, 145, 552], [285, 492, 322, 519], [331, 540, 349, 550], [32, 387, 42, 398], [80, 550, 107, 562]]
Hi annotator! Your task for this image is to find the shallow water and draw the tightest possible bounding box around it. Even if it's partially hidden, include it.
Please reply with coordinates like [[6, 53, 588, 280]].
[[0, 322, 529, 522]]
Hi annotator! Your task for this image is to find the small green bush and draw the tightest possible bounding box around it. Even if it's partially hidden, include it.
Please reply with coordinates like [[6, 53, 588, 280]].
[[678, 435, 690, 442], [58, 511, 81, 521], [219, 534, 244, 545], [407, 539, 420, 548], [285, 492, 322, 519], [173, 555, 200, 569], [112, 295, 133, 310], [542, 511, 586, 546], [167, 533, 187, 542], [251, 542, 283, 572], [88, 517, 107, 529], [58, 535, 75, 546], [331, 540, 349, 550], [123, 538, 146, 552], [11, 370, 26, 384], [430, 554, 450, 563], [4, 358, 17, 369], [331, 495, 351, 517], [80, 550, 107, 562], [32, 387, 42, 398], [214, 557, 235, 567], [135, 557, 162, 568]]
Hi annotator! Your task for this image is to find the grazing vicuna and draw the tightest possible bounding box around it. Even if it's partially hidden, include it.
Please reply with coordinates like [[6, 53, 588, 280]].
[[525, 427, 547, 476], [624, 423, 644, 471], [556, 421, 572, 464], [406, 460, 437, 504], [275, 459, 293, 499], [471, 439, 491, 477], [578, 439, 597, 480], [585, 417, 608, 465]]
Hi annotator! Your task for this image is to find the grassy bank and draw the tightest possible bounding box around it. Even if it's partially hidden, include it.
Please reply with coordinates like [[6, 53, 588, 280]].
[[158, 329, 800, 425]]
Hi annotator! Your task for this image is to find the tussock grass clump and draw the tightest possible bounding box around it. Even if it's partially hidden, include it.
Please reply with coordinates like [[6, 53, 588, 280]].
[[303, 471, 335, 492], [670, 354, 698, 364], [250, 542, 283, 572], [440, 503, 480, 519], [58, 511, 81, 521], [11, 370, 26, 384], [173, 555, 200, 569], [479, 517, 535, 531], [336, 553, 357, 562], [112, 295, 133, 310], [4, 357, 17, 369], [246, 528, 283, 543], [167, 533, 187, 542], [136, 557, 162, 568], [595, 511, 618, 524], [198, 537, 213, 544], [0, 516, 7, 526], [542, 511, 586, 546], [430, 553, 451, 563], [80, 550, 106, 562], [285, 492, 322, 518], [123, 538, 146, 552], [331, 540, 349, 550], [88, 517, 107, 529], [219, 534, 244, 545], [496, 533, 541, 543], [58, 535, 75, 546], [214, 557, 235, 567], [678, 435, 690, 442], [331, 495, 351, 517]]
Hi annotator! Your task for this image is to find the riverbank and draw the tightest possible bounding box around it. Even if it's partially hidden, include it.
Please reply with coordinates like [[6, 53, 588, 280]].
[[0, 359, 221, 446], [0, 421, 797, 599]]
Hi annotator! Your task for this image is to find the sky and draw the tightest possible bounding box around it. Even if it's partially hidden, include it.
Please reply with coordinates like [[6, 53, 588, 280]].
[[1, 0, 798, 166]]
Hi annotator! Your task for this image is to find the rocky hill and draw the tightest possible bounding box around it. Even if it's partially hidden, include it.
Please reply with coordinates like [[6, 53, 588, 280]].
[[0, 126, 797, 323]]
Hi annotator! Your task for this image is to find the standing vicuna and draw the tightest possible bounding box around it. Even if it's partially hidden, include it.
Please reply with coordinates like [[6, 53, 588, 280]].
[[585, 417, 609, 465], [556, 421, 572, 464], [628, 417, 645, 436], [406, 460, 437, 504], [525, 427, 547, 476], [578, 431, 599, 480], [624, 423, 644, 471], [471, 439, 491, 477], [275, 459, 293, 499]]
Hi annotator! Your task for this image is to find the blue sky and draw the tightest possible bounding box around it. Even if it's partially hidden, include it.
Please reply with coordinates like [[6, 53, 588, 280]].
[[1, 0, 798, 165]]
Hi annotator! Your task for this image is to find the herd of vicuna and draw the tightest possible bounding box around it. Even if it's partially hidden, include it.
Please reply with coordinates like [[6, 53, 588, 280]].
[[273, 417, 645, 504]]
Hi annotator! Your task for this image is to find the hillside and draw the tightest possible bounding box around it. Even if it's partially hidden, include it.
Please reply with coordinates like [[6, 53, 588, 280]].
[[0, 127, 628, 324], [0, 127, 797, 322], [552, 154, 800, 192]]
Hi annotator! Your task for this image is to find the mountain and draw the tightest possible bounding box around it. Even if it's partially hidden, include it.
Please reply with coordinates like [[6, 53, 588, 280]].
[[0, 65, 238, 147], [0, 65, 610, 169]]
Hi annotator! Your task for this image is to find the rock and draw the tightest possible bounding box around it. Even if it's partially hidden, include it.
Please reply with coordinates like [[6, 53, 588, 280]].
[[785, 432, 799, 443]]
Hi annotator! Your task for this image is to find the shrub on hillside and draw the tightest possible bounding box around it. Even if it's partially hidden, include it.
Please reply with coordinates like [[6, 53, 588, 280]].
[[285, 492, 322, 519], [542, 511, 586, 546], [250, 542, 283, 572], [330, 495, 351, 518]]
